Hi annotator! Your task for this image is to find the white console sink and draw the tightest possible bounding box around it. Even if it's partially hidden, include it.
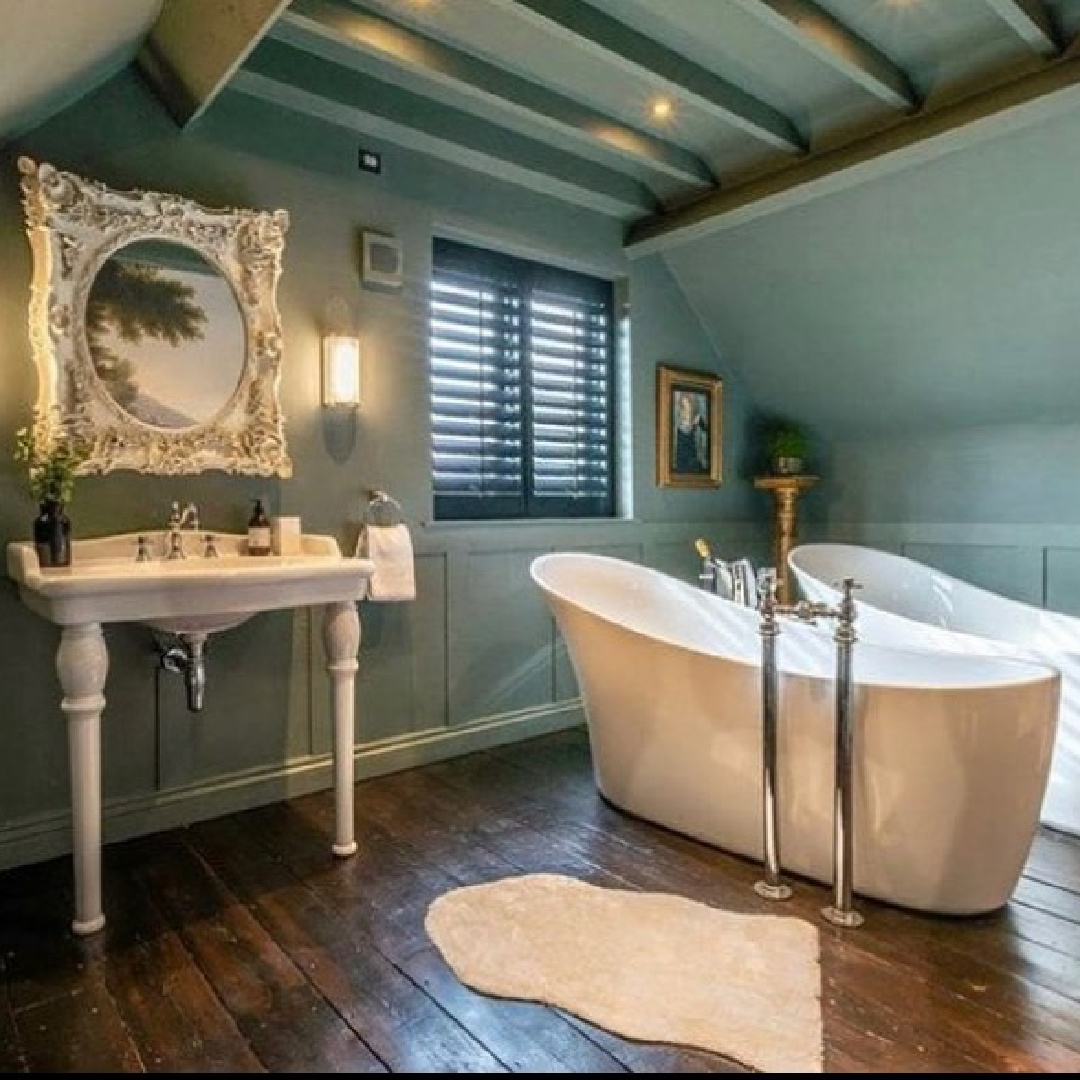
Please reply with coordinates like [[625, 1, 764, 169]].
[[6, 530, 372, 634], [6, 529, 375, 937]]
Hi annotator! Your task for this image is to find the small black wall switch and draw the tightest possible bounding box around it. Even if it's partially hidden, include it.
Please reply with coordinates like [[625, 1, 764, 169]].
[[359, 148, 382, 174]]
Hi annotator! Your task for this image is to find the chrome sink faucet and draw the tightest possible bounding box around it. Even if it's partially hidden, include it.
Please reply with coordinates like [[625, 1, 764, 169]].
[[166, 501, 200, 559]]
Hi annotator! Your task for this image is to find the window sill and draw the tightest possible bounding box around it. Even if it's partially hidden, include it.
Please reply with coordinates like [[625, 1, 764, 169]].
[[421, 516, 638, 532]]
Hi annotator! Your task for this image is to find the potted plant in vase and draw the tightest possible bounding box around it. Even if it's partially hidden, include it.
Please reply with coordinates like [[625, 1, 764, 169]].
[[766, 421, 810, 476], [14, 416, 86, 568]]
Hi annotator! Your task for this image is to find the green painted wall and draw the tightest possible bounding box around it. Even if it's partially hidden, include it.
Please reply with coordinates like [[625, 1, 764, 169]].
[[0, 68, 766, 868], [659, 94, 1080, 600]]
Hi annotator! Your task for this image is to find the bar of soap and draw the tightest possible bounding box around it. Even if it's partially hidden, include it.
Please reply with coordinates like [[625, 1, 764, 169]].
[[271, 515, 302, 556]]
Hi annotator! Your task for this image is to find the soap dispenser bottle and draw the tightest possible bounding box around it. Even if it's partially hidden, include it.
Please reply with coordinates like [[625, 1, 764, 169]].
[[247, 498, 272, 556]]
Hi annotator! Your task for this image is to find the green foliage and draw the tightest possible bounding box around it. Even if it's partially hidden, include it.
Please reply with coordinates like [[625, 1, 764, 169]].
[[766, 422, 810, 461], [13, 416, 86, 505], [85, 259, 208, 409]]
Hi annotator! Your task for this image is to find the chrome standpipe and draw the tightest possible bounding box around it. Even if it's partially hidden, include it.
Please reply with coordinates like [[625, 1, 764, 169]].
[[158, 633, 208, 713], [754, 576, 792, 901], [821, 577, 864, 929]]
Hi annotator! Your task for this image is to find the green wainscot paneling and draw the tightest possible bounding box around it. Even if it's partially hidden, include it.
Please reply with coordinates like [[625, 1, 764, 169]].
[[1045, 548, 1080, 619], [356, 553, 449, 742], [450, 548, 557, 723], [901, 543, 1043, 607]]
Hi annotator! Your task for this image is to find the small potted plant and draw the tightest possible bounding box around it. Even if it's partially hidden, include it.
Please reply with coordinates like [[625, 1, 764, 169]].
[[766, 421, 810, 476], [14, 414, 86, 567]]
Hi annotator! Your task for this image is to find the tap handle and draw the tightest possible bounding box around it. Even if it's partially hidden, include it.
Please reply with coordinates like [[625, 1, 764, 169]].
[[836, 577, 862, 623], [203, 533, 219, 558], [167, 531, 185, 559], [135, 535, 153, 562], [759, 573, 776, 613], [168, 500, 182, 528], [758, 572, 781, 634]]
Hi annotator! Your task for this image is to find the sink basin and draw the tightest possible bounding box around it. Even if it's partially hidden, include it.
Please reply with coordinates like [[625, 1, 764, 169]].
[[6, 530, 373, 633]]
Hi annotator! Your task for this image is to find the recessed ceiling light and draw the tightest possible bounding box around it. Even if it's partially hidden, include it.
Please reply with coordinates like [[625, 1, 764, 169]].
[[651, 97, 673, 122]]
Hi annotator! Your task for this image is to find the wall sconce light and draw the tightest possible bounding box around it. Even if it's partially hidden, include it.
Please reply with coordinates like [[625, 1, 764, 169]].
[[322, 333, 362, 409]]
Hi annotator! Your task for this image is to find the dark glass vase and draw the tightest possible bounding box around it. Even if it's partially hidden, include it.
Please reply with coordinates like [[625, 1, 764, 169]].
[[33, 499, 71, 568]]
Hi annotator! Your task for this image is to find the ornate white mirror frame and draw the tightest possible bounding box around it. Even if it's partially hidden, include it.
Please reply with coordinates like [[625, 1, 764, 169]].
[[18, 157, 293, 476]]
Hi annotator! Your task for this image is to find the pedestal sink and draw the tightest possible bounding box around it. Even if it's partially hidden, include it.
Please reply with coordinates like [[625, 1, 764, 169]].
[[6, 530, 374, 936]]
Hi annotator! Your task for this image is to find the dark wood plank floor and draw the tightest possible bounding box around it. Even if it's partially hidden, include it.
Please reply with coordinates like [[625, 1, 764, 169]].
[[1, 727, 1079, 1073]]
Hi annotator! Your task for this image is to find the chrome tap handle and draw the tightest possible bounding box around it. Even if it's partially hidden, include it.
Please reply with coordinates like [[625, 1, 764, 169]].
[[135, 535, 153, 562], [756, 567, 777, 605], [699, 561, 716, 592], [758, 572, 777, 626], [836, 578, 862, 633], [167, 530, 185, 560], [694, 539, 715, 592], [168, 501, 182, 529], [183, 502, 200, 532]]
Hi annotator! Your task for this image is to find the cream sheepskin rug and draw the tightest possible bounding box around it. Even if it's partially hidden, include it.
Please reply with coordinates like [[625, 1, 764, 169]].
[[425, 873, 822, 1073]]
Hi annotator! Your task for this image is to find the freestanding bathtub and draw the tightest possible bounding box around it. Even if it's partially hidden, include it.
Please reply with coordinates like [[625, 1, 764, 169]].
[[531, 552, 1060, 915], [790, 543, 1080, 838]]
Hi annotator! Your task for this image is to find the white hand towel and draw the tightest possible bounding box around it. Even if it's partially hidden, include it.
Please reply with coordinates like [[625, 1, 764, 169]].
[[357, 523, 416, 602]]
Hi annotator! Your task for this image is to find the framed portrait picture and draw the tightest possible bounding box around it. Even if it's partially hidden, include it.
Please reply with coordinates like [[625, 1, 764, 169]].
[[656, 363, 722, 488]]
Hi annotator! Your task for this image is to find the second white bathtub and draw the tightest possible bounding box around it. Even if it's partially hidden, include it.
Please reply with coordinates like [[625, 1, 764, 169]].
[[790, 542, 1080, 838]]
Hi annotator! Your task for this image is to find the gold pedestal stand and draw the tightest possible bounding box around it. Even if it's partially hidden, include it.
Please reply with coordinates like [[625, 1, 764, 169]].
[[753, 474, 819, 605]]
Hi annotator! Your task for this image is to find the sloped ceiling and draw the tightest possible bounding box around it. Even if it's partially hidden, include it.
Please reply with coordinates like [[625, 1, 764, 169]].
[[0, 0, 162, 140], [663, 98, 1080, 438]]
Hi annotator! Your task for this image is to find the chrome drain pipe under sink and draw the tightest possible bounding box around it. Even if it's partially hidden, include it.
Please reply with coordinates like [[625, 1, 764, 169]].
[[159, 632, 208, 713]]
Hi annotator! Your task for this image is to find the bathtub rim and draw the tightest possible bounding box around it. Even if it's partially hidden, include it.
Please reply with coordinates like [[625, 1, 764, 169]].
[[531, 551, 1060, 695], [789, 542, 1070, 638]]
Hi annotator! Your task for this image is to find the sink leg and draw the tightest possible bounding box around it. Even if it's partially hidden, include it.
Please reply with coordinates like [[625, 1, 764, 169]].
[[323, 601, 361, 857], [56, 624, 108, 936]]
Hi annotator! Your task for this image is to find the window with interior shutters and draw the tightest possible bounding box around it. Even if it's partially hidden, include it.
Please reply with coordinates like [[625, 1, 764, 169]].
[[430, 238, 615, 521]]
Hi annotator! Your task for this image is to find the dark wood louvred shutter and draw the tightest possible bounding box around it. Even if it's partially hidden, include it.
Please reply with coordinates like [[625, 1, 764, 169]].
[[430, 264, 525, 519], [527, 281, 613, 518], [430, 239, 614, 521]]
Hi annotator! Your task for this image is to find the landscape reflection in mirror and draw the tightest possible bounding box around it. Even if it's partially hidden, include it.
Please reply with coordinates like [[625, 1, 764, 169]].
[[87, 241, 245, 429]]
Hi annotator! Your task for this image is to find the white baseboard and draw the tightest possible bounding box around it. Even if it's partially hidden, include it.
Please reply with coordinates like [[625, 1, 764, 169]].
[[0, 700, 584, 872]]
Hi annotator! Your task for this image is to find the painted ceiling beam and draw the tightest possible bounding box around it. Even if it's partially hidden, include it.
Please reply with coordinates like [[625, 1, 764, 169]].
[[278, 0, 714, 191], [137, 0, 291, 126], [983, 0, 1060, 57], [732, 0, 918, 111], [488, 0, 805, 154], [236, 42, 656, 219], [627, 52, 1080, 255]]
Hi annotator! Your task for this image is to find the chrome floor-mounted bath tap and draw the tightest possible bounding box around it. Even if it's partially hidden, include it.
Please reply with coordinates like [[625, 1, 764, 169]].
[[761, 576, 864, 928]]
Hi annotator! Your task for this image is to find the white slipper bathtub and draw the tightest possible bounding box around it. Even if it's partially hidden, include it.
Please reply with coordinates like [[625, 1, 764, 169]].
[[531, 552, 1059, 915], [790, 543, 1080, 838]]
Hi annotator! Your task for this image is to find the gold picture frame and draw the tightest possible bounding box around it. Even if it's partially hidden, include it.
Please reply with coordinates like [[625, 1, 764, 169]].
[[656, 363, 722, 488]]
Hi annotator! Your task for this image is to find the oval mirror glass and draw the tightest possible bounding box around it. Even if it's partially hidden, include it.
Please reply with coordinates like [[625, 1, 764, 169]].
[[85, 240, 246, 429]]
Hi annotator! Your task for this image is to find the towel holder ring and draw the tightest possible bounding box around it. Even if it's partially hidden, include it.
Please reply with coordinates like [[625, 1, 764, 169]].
[[364, 489, 404, 527]]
